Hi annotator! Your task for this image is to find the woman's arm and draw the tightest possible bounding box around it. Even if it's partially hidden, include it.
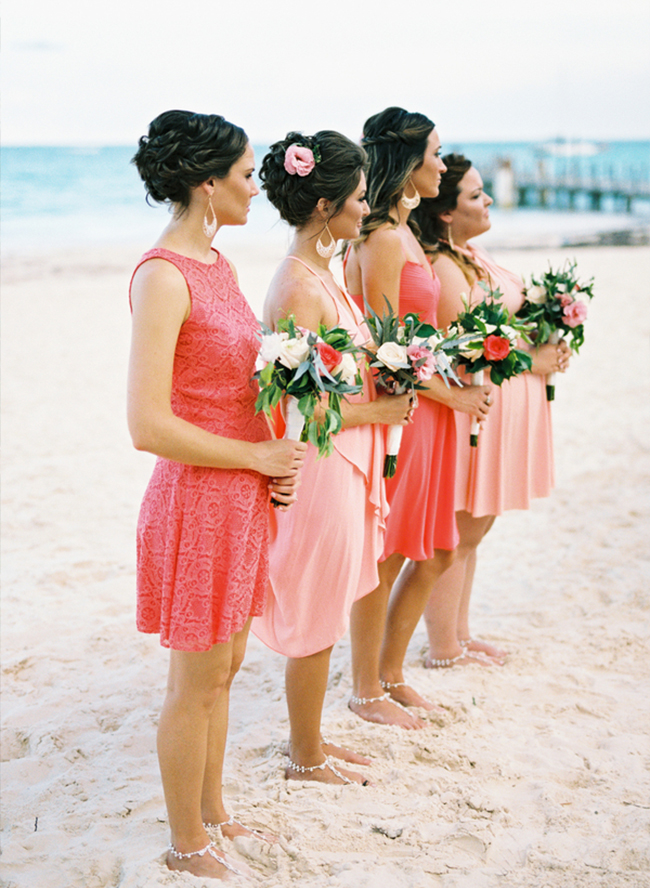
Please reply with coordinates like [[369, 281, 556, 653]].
[[128, 259, 305, 479]]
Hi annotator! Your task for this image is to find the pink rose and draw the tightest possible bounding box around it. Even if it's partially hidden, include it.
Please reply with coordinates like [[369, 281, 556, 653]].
[[559, 293, 574, 307], [562, 300, 588, 328], [406, 344, 437, 381], [284, 144, 315, 177], [483, 335, 511, 361]]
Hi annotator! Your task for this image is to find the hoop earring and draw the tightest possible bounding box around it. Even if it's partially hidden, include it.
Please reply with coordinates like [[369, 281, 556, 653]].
[[400, 181, 420, 210], [203, 197, 218, 238], [447, 223, 455, 251], [316, 222, 336, 259]]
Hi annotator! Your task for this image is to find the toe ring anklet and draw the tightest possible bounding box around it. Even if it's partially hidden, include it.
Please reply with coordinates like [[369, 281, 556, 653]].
[[287, 755, 354, 785], [427, 651, 467, 668], [204, 815, 267, 840], [349, 692, 390, 706], [168, 841, 242, 874]]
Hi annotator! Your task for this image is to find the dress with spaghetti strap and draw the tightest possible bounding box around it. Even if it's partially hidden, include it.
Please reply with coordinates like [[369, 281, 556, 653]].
[[130, 248, 272, 652], [450, 243, 554, 516], [252, 258, 388, 658], [349, 258, 459, 559]]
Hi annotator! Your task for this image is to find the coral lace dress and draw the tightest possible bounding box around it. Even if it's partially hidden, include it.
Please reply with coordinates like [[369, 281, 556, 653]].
[[350, 259, 459, 559], [130, 248, 272, 652]]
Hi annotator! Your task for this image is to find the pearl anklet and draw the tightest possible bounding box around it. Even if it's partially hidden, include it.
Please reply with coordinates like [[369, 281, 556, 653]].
[[167, 840, 242, 874], [287, 756, 355, 785]]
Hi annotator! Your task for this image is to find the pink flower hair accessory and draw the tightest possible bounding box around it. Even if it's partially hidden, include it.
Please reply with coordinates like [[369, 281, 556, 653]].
[[284, 144, 316, 177]]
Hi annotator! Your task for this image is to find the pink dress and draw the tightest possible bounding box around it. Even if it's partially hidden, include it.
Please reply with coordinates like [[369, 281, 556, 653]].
[[350, 261, 459, 559], [252, 259, 388, 658], [450, 243, 554, 516], [130, 248, 272, 652]]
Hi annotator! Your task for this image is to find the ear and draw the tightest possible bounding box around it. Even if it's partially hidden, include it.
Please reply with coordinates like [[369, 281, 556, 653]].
[[316, 197, 332, 219], [201, 178, 216, 195], [439, 210, 453, 224]]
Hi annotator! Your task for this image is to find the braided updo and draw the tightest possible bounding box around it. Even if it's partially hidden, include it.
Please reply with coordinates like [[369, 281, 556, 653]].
[[358, 106, 435, 240], [260, 131, 366, 228], [132, 110, 248, 209]]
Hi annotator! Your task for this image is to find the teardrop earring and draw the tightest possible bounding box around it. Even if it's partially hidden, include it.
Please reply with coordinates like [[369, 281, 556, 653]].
[[316, 222, 336, 259], [400, 181, 420, 210], [203, 197, 218, 238], [447, 223, 455, 251]]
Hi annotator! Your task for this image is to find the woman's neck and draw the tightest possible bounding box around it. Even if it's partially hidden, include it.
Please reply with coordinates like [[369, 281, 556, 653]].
[[155, 206, 219, 263]]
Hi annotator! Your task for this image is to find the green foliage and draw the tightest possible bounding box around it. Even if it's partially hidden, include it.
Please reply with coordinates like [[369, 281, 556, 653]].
[[517, 260, 595, 353]]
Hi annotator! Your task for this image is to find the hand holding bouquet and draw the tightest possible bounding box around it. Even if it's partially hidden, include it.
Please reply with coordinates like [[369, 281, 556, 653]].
[[361, 297, 467, 477], [254, 315, 362, 459], [448, 285, 533, 446], [517, 261, 595, 400]]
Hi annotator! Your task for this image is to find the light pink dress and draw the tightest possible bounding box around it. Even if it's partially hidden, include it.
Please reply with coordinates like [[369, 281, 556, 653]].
[[252, 259, 388, 659], [450, 243, 554, 517]]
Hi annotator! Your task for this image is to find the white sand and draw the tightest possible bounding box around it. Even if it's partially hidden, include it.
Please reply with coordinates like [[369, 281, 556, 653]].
[[1, 242, 649, 888]]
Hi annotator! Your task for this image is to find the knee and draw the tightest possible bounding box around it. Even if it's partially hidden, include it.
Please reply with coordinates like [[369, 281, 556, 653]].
[[437, 548, 456, 571]]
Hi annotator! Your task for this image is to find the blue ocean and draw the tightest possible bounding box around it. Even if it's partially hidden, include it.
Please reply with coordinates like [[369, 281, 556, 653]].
[[2, 141, 649, 253]]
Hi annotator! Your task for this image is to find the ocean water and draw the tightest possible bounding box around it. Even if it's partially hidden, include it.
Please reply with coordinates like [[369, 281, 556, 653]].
[[2, 141, 649, 254]]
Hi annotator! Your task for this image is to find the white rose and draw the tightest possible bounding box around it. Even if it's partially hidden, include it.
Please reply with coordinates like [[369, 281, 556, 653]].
[[278, 335, 311, 369], [376, 341, 409, 372], [258, 331, 285, 365], [527, 285, 548, 305], [483, 323, 498, 334], [334, 352, 358, 386], [574, 288, 591, 305], [461, 346, 484, 361]]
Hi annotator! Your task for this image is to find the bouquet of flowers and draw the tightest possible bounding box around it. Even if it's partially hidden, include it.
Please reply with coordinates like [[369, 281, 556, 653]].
[[254, 315, 362, 459], [447, 284, 533, 446], [517, 261, 595, 400], [361, 297, 467, 477]]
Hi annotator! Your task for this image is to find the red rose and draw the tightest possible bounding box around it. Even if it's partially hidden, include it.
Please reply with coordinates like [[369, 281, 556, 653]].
[[316, 341, 343, 373], [483, 334, 511, 361]]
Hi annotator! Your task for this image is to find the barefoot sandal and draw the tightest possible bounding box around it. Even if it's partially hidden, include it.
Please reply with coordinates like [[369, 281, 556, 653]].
[[349, 691, 409, 713], [425, 650, 469, 668], [204, 815, 272, 843], [287, 755, 356, 785], [168, 840, 243, 874]]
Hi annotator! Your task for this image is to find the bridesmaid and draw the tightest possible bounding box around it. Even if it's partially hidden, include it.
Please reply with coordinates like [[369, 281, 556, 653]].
[[252, 130, 412, 783], [345, 108, 493, 727], [128, 110, 306, 878], [411, 154, 569, 666]]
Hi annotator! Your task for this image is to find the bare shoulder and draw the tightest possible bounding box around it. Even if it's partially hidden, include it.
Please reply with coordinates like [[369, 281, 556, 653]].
[[359, 224, 403, 266], [264, 258, 331, 329], [131, 256, 190, 313], [433, 253, 474, 295]]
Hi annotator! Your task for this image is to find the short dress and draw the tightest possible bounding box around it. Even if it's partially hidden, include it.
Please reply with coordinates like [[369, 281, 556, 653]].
[[350, 260, 459, 560], [449, 243, 554, 517], [130, 248, 272, 652], [252, 258, 388, 658]]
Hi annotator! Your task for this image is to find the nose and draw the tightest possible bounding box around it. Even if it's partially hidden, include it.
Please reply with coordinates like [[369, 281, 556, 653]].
[[361, 200, 370, 217], [439, 157, 447, 173], [486, 193, 493, 206], [251, 180, 260, 197]]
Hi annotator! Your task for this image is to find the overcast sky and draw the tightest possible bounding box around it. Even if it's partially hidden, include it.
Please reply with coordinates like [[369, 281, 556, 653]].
[[3, 0, 649, 146]]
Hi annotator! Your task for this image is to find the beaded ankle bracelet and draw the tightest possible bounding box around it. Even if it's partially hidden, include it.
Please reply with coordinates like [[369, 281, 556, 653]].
[[287, 755, 354, 784], [167, 840, 242, 874]]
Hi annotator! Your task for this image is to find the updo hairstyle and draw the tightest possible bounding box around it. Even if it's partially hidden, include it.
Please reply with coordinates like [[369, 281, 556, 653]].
[[132, 110, 248, 209], [412, 153, 486, 285], [359, 106, 435, 241], [260, 131, 366, 227]]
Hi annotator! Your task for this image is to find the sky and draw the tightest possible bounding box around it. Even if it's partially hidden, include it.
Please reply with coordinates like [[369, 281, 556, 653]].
[[3, 0, 649, 146]]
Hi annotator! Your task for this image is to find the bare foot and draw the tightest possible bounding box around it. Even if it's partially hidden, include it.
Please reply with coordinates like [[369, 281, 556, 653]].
[[424, 649, 494, 669], [380, 681, 445, 713], [348, 694, 426, 729], [285, 756, 370, 785], [461, 637, 508, 663], [321, 738, 372, 765], [210, 815, 279, 845], [166, 842, 246, 880]]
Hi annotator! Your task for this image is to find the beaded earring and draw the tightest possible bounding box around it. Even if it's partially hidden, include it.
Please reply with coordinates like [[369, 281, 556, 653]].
[[400, 181, 421, 210], [316, 222, 336, 259], [203, 197, 217, 238]]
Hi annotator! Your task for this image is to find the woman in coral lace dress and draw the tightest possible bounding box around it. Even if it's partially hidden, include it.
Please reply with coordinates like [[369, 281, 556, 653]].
[[252, 130, 411, 784], [411, 154, 569, 667], [344, 109, 493, 728], [128, 110, 306, 880]]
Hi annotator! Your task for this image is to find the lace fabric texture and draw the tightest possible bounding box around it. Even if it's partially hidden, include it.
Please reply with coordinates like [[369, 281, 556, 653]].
[[131, 249, 271, 651]]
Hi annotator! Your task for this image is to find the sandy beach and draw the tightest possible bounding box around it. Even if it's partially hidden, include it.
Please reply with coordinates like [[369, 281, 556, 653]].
[[1, 240, 649, 888]]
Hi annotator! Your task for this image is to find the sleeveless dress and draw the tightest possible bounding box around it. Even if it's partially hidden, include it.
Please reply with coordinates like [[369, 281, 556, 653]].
[[449, 243, 554, 516], [130, 248, 272, 652], [252, 259, 388, 658], [349, 259, 459, 559]]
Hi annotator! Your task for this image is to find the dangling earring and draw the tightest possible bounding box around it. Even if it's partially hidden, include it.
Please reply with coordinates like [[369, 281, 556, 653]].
[[316, 222, 336, 259], [447, 223, 455, 251], [203, 197, 217, 238], [400, 181, 420, 210]]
